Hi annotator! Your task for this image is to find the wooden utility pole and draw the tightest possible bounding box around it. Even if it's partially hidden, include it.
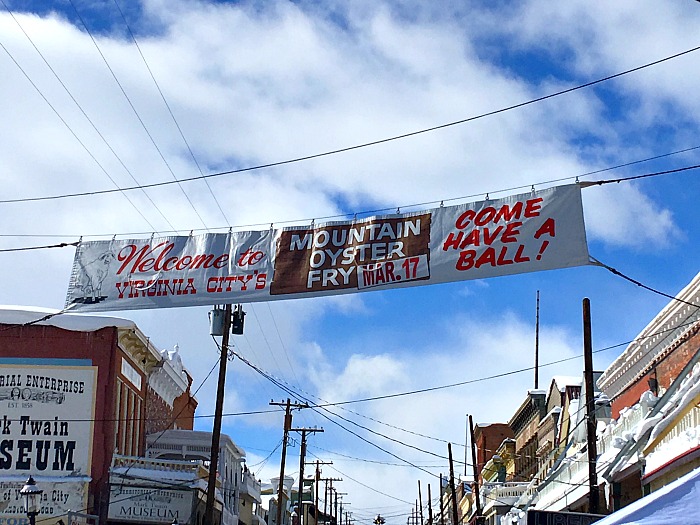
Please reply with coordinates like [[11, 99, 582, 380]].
[[448, 443, 459, 525], [439, 474, 445, 525], [583, 298, 600, 514], [320, 477, 341, 525], [427, 483, 433, 525], [469, 415, 482, 522], [204, 304, 233, 525], [418, 481, 424, 525], [293, 428, 323, 525], [308, 461, 332, 525], [334, 490, 347, 524], [270, 400, 309, 525]]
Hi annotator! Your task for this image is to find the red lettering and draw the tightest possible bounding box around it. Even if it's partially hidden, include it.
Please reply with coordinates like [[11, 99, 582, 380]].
[[482, 226, 504, 245], [514, 245, 530, 263], [524, 198, 543, 218], [496, 246, 513, 265], [501, 222, 521, 243], [237, 249, 265, 266], [456, 250, 476, 271], [475, 247, 496, 268], [116, 242, 229, 275], [459, 229, 480, 249], [176, 255, 193, 270], [214, 254, 229, 269], [443, 232, 463, 251], [534, 218, 556, 239], [475, 207, 496, 226], [153, 243, 176, 271], [455, 210, 476, 229], [494, 202, 524, 222], [207, 277, 219, 293]]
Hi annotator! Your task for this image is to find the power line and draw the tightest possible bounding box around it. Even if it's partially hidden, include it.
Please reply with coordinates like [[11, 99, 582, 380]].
[[0, 34, 158, 231], [3, 43, 700, 206], [0, 0, 178, 231], [65, 0, 209, 230], [2, 156, 699, 244], [111, 0, 231, 226], [0, 240, 78, 252]]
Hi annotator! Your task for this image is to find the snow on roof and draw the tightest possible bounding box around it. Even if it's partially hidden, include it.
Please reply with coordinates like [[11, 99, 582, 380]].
[[594, 466, 700, 525], [551, 375, 581, 391], [0, 305, 136, 332]]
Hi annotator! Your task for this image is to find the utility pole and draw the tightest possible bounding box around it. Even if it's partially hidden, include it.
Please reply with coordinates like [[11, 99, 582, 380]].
[[447, 443, 459, 525], [204, 304, 241, 525], [307, 460, 332, 525], [469, 415, 483, 524], [439, 474, 445, 525], [292, 427, 323, 525], [334, 490, 347, 524], [270, 400, 309, 525], [427, 483, 433, 525], [320, 477, 342, 525], [418, 481, 424, 525], [583, 298, 600, 514]]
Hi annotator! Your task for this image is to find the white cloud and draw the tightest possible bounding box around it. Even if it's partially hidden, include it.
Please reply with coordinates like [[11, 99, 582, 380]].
[[583, 184, 677, 249]]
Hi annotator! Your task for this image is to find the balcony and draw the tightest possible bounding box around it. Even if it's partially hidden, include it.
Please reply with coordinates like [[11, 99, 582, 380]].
[[481, 481, 531, 509], [240, 468, 262, 503]]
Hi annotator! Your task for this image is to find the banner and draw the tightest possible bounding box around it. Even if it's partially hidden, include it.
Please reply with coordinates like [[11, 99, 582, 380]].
[[65, 184, 590, 312]]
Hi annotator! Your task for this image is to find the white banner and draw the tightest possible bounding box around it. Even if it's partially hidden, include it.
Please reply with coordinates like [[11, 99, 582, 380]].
[[65, 184, 590, 312]]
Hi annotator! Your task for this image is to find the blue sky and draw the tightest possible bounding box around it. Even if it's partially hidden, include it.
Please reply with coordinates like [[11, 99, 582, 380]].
[[2, 0, 700, 523]]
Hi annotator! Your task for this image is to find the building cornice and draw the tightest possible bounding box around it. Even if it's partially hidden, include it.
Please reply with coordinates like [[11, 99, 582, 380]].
[[598, 272, 700, 400]]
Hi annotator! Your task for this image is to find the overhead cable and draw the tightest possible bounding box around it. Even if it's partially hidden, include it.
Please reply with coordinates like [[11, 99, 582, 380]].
[[3, 44, 700, 206], [66, 0, 209, 229]]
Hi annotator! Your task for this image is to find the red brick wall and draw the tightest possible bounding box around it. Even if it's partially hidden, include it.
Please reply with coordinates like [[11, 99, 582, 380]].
[[612, 328, 700, 418], [173, 388, 197, 430], [475, 424, 514, 482], [145, 386, 172, 435], [0, 323, 119, 514]]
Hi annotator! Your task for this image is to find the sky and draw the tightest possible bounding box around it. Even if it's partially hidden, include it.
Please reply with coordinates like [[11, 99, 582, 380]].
[[2, 0, 700, 523]]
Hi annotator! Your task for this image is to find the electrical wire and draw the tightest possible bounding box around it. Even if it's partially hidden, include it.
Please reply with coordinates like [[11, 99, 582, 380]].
[[0, 37, 158, 231], [111, 0, 231, 226], [308, 450, 413, 506], [0, 0, 178, 232], [3, 42, 700, 207], [0, 240, 78, 252], [66, 0, 209, 230]]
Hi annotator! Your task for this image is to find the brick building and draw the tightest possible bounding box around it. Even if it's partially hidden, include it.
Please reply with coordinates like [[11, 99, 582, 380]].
[[0, 306, 197, 524]]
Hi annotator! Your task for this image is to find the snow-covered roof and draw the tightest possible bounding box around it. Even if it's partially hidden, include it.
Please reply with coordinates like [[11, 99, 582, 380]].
[[594, 466, 700, 525], [0, 305, 136, 331], [551, 375, 581, 391]]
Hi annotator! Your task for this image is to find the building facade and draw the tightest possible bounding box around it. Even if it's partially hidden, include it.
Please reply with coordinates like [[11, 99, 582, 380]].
[[0, 306, 197, 525]]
